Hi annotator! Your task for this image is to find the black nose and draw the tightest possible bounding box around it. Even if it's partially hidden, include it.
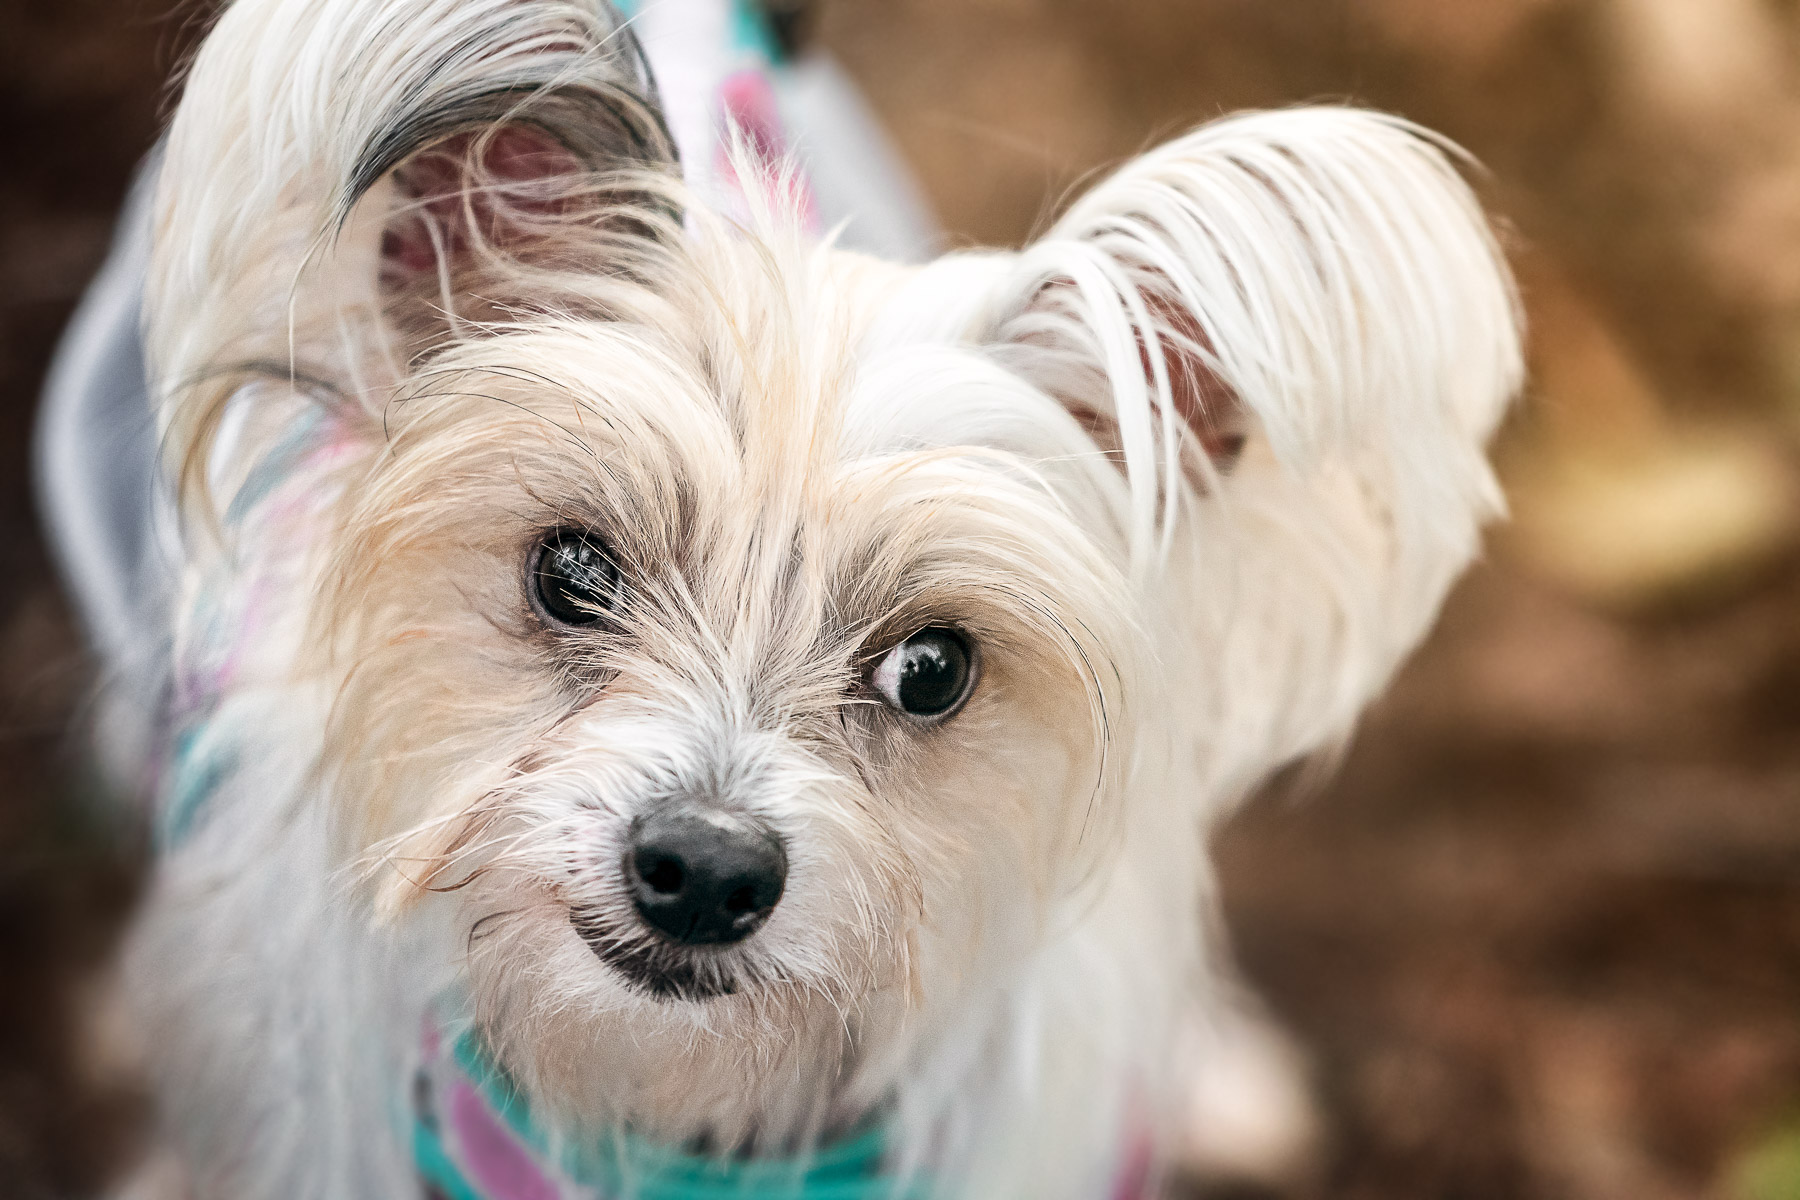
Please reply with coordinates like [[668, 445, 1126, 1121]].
[[627, 808, 787, 946]]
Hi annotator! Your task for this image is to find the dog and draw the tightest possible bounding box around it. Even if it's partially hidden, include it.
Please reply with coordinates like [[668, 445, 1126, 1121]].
[[44, 0, 1523, 1195]]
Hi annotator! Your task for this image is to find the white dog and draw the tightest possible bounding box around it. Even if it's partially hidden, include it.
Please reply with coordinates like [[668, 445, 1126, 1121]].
[[45, 0, 1522, 1196]]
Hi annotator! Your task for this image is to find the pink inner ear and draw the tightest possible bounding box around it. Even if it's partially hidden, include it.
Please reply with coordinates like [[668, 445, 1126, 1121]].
[[1148, 297, 1246, 469], [1033, 277, 1246, 471], [1159, 323, 1245, 474], [1058, 300, 1244, 472], [381, 125, 580, 276]]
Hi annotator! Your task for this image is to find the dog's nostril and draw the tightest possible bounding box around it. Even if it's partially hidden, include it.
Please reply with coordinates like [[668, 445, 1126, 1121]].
[[625, 808, 787, 948], [637, 854, 685, 896]]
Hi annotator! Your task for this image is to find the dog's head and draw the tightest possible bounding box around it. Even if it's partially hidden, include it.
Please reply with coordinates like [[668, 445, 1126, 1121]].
[[148, 0, 1520, 1156]]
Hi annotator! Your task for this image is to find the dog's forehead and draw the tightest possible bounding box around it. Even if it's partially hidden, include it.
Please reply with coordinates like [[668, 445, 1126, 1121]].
[[382, 243, 1100, 645], [463, 254, 995, 513]]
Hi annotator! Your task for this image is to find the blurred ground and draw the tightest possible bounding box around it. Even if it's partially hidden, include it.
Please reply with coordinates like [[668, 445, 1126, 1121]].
[[0, 3, 179, 1196], [4, 1, 1800, 1198]]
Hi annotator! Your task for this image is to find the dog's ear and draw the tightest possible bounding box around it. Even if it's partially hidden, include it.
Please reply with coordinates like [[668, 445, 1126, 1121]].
[[148, 0, 678, 503], [981, 109, 1524, 793], [342, 20, 680, 339]]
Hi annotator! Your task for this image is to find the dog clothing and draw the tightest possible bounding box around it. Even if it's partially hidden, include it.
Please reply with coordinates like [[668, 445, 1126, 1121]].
[[412, 1006, 932, 1200]]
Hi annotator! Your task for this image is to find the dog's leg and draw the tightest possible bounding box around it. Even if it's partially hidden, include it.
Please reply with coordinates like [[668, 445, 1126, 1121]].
[[1170, 995, 1322, 1191]]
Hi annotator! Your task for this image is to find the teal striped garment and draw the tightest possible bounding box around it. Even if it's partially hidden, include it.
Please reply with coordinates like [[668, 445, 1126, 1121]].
[[412, 1009, 932, 1200]]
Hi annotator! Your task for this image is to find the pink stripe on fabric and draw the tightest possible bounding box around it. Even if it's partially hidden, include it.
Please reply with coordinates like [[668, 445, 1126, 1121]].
[[448, 1079, 561, 1200]]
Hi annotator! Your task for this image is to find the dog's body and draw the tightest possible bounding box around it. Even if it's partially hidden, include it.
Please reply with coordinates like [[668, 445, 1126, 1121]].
[[54, 1, 1522, 1196]]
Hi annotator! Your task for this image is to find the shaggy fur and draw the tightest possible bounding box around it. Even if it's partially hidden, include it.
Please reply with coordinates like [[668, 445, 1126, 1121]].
[[118, 0, 1523, 1196]]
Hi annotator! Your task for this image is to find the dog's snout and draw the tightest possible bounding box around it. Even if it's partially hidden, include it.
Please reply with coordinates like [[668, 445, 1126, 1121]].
[[627, 808, 786, 946]]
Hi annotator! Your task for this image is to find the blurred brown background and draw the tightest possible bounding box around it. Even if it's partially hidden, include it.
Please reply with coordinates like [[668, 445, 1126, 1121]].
[[6, 1, 1800, 1197]]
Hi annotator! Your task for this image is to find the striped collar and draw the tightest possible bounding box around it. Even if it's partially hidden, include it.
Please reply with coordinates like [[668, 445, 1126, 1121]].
[[413, 1009, 930, 1200]]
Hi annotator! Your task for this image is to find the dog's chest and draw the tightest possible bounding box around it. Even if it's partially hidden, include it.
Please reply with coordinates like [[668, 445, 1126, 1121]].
[[408, 999, 1158, 1200]]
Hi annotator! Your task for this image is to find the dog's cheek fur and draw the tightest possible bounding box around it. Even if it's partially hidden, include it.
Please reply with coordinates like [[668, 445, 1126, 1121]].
[[309, 338, 725, 867]]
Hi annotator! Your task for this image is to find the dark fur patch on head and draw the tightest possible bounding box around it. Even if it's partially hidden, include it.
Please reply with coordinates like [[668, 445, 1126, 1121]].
[[346, 83, 679, 217], [339, 5, 679, 224]]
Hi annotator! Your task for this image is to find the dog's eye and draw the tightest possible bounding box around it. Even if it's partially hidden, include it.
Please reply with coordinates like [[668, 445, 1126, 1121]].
[[530, 528, 621, 626], [870, 627, 975, 719]]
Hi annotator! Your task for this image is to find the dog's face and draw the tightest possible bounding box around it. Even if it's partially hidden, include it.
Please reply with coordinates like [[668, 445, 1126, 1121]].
[[148, 0, 1521, 1157], [312, 258, 1135, 1134]]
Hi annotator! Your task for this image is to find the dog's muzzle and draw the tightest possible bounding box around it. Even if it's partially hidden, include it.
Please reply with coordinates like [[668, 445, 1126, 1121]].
[[571, 803, 787, 1000]]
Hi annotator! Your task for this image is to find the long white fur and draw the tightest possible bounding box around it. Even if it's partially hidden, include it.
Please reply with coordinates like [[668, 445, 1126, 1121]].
[[124, 1, 1524, 1198]]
